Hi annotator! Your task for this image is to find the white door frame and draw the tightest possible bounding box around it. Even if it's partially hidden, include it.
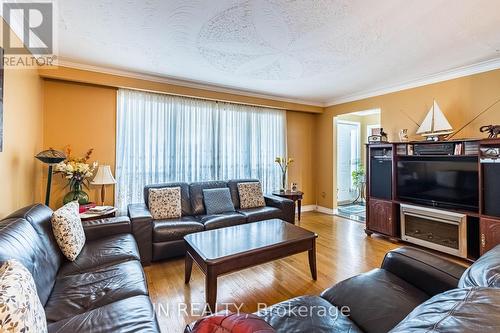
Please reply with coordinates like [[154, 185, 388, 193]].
[[336, 119, 361, 205]]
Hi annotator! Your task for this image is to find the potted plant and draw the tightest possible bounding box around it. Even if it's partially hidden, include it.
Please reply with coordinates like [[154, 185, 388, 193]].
[[54, 147, 98, 205], [351, 161, 366, 204], [275, 156, 294, 191]]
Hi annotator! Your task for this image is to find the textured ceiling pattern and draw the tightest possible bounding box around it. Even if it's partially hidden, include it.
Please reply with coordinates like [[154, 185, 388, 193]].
[[56, 0, 500, 103], [197, 0, 378, 80]]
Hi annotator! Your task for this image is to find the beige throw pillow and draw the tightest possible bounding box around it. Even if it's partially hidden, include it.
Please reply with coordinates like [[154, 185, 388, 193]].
[[51, 201, 86, 261], [238, 182, 266, 209], [0, 260, 48, 333], [149, 187, 182, 219]]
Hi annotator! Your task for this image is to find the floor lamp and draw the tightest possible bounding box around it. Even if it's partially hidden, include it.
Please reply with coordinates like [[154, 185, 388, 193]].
[[35, 148, 66, 206]]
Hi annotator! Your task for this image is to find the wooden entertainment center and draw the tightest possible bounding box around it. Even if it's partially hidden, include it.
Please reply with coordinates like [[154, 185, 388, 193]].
[[366, 139, 500, 260]]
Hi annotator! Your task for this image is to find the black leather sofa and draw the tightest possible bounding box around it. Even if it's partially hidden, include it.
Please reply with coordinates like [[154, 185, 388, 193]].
[[0, 204, 160, 333], [128, 179, 295, 264], [254, 246, 500, 333]]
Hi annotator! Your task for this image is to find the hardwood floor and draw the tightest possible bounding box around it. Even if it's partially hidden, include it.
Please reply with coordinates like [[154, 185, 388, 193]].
[[145, 212, 401, 332]]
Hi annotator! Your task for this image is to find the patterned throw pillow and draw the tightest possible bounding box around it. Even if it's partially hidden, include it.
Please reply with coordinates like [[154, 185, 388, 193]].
[[51, 201, 86, 261], [149, 187, 182, 219], [0, 260, 48, 333], [203, 188, 235, 215], [238, 182, 266, 209]]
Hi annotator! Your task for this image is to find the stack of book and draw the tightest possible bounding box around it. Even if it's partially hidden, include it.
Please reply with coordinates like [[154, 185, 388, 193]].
[[87, 206, 115, 214]]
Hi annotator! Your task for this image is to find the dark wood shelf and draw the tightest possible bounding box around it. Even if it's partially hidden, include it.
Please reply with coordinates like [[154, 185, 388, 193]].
[[392, 199, 480, 217]]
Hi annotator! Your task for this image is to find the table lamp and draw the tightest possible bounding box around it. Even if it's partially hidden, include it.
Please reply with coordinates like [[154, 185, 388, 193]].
[[35, 148, 66, 206], [91, 165, 116, 206]]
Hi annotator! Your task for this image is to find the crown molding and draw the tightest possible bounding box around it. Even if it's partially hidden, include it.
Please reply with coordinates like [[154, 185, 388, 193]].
[[56, 59, 325, 108], [325, 57, 500, 106]]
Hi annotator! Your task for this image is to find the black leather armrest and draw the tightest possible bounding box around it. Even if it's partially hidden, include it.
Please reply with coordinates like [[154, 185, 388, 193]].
[[264, 195, 295, 224], [381, 247, 468, 296], [82, 216, 131, 241], [128, 203, 153, 265]]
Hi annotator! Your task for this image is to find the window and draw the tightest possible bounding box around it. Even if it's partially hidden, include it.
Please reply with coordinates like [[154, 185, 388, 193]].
[[115, 89, 286, 213]]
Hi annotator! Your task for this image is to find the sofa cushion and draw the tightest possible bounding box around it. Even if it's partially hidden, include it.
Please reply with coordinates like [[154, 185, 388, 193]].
[[5, 204, 64, 282], [153, 217, 204, 242], [0, 259, 48, 333], [148, 187, 182, 219], [47, 295, 160, 333], [389, 288, 500, 333], [238, 206, 281, 223], [0, 218, 58, 306], [51, 201, 86, 261], [45, 260, 148, 322], [144, 182, 192, 216], [238, 182, 266, 209], [256, 295, 363, 333], [189, 181, 229, 215], [198, 212, 247, 230], [321, 269, 429, 333], [203, 188, 235, 215], [57, 234, 140, 276], [459, 244, 500, 288]]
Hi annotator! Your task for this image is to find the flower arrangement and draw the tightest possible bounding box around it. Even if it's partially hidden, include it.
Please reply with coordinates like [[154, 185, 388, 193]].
[[275, 156, 294, 191], [54, 147, 98, 204]]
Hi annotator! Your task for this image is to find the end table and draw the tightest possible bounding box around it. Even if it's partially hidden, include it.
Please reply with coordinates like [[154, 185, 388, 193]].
[[272, 191, 304, 221]]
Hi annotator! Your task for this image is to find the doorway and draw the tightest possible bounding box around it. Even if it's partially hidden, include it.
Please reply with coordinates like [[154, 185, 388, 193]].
[[336, 120, 361, 204], [334, 109, 381, 222]]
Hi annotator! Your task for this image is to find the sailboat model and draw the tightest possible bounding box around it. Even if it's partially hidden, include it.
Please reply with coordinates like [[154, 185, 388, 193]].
[[416, 100, 454, 141]]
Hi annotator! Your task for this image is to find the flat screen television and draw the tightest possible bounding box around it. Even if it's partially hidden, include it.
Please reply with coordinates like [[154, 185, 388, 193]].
[[397, 156, 479, 211]]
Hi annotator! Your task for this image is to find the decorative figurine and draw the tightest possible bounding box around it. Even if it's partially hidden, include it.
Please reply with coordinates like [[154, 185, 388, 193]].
[[480, 125, 500, 139], [417, 100, 453, 141], [368, 128, 388, 144], [399, 129, 409, 142]]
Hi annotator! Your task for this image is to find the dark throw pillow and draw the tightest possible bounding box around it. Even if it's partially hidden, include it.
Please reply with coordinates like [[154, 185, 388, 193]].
[[203, 188, 235, 215]]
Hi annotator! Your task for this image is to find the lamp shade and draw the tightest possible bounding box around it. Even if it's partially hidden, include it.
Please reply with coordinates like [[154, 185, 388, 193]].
[[35, 148, 66, 164], [91, 165, 116, 185]]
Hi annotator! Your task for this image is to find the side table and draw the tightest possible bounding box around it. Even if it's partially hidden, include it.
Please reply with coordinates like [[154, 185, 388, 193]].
[[272, 191, 304, 221]]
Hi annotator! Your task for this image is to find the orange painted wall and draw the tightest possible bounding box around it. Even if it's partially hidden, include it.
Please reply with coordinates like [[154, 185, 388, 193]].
[[317, 68, 500, 209], [0, 67, 44, 218], [43, 80, 117, 209], [287, 111, 317, 205], [0, 22, 44, 218]]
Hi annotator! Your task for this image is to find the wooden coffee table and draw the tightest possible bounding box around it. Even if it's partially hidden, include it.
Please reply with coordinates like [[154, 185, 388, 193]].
[[184, 219, 317, 312]]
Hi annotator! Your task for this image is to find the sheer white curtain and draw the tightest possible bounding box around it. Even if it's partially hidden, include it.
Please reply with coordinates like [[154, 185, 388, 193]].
[[115, 89, 286, 213]]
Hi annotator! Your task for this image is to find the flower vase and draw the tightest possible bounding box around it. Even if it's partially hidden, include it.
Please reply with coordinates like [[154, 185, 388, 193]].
[[281, 173, 287, 192], [63, 183, 90, 205]]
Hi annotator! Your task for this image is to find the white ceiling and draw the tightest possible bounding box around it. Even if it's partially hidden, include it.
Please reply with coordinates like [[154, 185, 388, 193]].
[[56, 0, 500, 105]]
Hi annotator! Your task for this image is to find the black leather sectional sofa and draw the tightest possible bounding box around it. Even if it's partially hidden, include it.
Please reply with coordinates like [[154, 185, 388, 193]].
[[128, 179, 295, 264], [254, 246, 500, 333], [0, 204, 159, 333]]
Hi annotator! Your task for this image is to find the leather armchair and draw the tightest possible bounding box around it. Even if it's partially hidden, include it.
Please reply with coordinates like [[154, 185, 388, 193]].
[[128, 203, 154, 265]]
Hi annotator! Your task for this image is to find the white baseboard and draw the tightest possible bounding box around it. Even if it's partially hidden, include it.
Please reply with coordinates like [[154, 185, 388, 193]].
[[315, 206, 335, 215], [296, 205, 317, 214]]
